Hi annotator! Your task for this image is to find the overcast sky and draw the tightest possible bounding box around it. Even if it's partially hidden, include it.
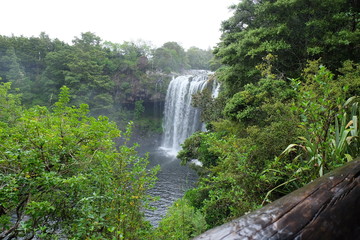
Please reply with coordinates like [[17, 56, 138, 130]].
[[1, 0, 237, 49]]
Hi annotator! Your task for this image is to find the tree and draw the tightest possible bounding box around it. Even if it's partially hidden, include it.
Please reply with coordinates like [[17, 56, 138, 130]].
[[42, 33, 115, 113], [103, 40, 160, 105], [72, 32, 102, 49], [153, 42, 189, 73], [215, 0, 360, 97], [0, 47, 29, 91], [186, 47, 213, 70], [0, 85, 158, 239], [0, 33, 65, 106]]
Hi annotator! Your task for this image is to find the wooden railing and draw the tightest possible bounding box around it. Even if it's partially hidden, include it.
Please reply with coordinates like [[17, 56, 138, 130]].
[[194, 160, 360, 240]]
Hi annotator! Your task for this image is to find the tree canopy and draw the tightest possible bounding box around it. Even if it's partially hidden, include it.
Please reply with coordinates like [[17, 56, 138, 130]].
[[0, 0, 359, 238], [215, 0, 359, 96], [160, 0, 360, 238], [0, 84, 159, 239]]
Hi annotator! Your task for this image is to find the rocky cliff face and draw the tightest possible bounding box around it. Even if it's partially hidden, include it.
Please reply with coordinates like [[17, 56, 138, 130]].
[[112, 71, 173, 105]]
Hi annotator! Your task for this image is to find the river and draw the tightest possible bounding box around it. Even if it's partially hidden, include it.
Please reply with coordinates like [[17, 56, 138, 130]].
[[141, 70, 217, 226], [142, 147, 198, 226]]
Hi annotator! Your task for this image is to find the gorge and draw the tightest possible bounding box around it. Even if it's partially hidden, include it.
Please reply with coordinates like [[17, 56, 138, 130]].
[[146, 71, 219, 225]]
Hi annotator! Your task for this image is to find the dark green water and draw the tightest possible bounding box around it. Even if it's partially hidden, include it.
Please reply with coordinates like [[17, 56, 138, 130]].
[[142, 146, 198, 226]]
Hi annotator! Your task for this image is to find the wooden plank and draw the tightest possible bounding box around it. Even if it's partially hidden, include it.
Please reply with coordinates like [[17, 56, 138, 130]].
[[194, 160, 360, 240]]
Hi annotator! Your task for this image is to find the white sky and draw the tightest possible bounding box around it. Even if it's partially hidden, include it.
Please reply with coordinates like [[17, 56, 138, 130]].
[[1, 0, 237, 49]]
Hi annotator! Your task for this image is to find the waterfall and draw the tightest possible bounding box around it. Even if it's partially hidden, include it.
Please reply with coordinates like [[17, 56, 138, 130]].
[[160, 71, 217, 155], [212, 80, 221, 98]]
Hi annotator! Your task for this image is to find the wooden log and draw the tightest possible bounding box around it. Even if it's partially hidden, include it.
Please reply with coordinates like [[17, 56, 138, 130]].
[[194, 160, 360, 240]]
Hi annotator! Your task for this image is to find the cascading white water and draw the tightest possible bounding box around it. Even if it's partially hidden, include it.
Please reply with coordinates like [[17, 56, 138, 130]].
[[212, 79, 221, 98], [147, 71, 219, 226], [160, 71, 218, 155]]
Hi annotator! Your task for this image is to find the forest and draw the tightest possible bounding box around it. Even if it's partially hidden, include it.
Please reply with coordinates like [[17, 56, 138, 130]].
[[1, 0, 360, 239]]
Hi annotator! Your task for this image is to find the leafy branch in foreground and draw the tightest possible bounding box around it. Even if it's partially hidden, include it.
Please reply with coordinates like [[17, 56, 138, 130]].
[[0, 85, 159, 240]]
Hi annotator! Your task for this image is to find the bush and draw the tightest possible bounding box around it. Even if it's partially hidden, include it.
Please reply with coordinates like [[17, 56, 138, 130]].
[[0, 85, 158, 239], [155, 198, 207, 240]]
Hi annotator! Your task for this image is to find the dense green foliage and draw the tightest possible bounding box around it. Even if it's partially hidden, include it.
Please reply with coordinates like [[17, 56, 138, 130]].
[[154, 198, 207, 239], [186, 47, 213, 71], [0, 33, 213, 136], [157, 0, 360, 239], [0, 84, 159, 239], [0, 31, 215, 239], [173, 62, 360, 239], [1, 0, 359, 239], [215, 0, 359, 96]]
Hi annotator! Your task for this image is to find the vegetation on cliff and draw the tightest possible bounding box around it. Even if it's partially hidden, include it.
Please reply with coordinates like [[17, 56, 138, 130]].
[[160, 0, 360, 238], [0, 33, 213, 136], [0, 0, 359, 239], [0, 32, 213, 239]]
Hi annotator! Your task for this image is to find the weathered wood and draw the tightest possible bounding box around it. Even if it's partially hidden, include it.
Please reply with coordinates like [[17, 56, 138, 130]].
[[194, 160, 360, 240]]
